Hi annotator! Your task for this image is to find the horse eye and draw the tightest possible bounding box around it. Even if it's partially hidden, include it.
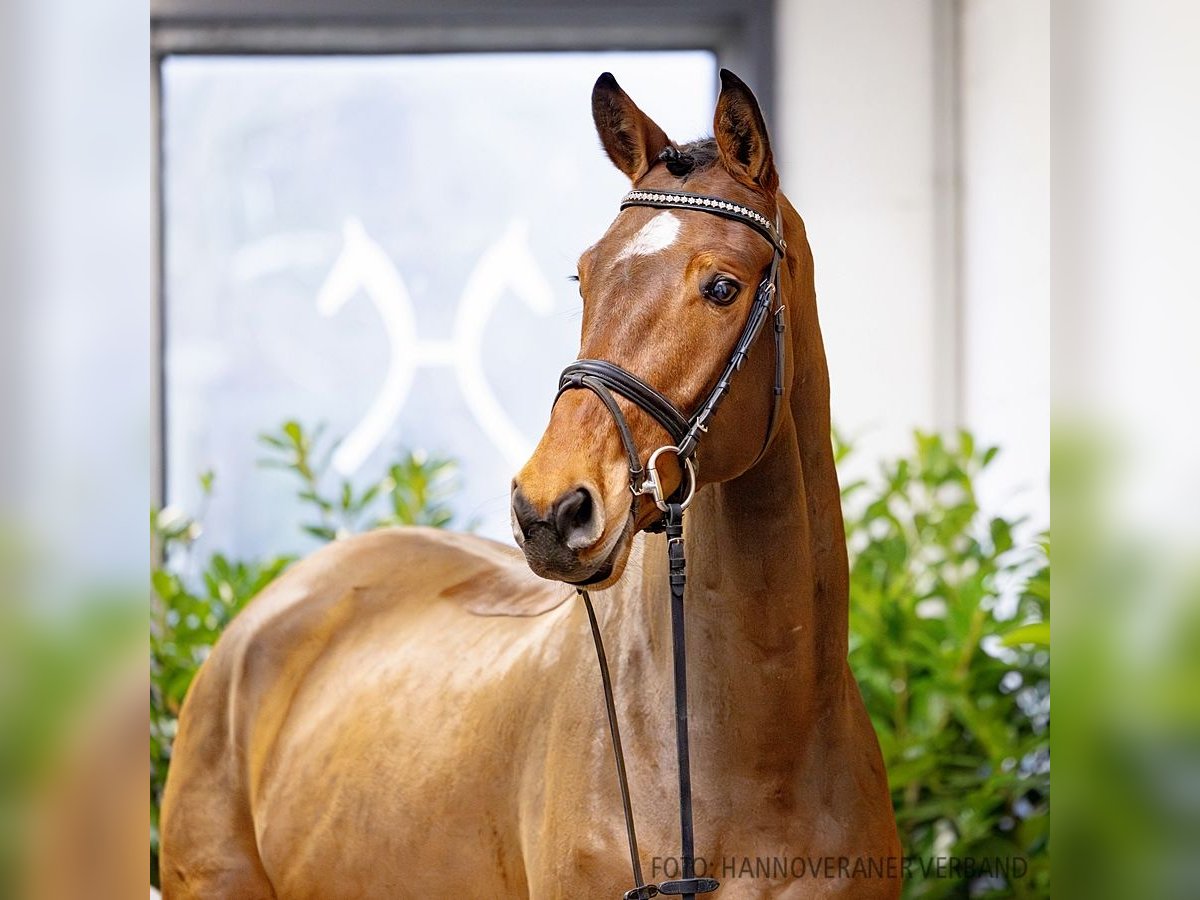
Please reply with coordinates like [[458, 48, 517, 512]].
[[703, 277, 740, 305]]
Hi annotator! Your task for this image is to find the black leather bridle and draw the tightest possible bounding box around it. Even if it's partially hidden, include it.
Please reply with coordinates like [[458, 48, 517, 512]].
[[554, 188, 788, 900], [557, 189, 788, 513]]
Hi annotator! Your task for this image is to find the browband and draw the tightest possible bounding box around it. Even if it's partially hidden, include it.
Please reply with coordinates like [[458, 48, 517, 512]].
[[620, 189, 787, 255]]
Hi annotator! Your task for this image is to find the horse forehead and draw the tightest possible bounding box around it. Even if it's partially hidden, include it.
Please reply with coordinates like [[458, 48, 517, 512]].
[[612, 211, 681, 262]]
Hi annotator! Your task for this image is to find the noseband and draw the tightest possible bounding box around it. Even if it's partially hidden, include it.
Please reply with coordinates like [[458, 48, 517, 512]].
[[554, 189, 787, 900]]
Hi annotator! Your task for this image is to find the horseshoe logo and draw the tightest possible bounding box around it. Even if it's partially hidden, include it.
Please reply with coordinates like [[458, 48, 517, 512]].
[[313, 217, 556, 475]]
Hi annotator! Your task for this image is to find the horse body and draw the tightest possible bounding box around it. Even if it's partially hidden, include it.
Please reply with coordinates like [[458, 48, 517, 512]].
[[162, 70, 900, 898], [162, 529, 558, 897], [163, 528, 895, 899]]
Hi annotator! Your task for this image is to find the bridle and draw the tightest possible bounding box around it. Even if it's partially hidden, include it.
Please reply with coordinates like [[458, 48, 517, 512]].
[[556, 189, 788, 516], [552, 188, 788, 900]]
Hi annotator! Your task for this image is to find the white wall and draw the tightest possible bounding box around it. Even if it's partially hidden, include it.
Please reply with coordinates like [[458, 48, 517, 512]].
[[774, 0, 1049, 527], [775, 0, 946, 459], [960, 0, 1050, 525]]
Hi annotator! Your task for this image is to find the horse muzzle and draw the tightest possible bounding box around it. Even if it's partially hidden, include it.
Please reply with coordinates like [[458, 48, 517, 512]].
[[510, 483, 630, 585]]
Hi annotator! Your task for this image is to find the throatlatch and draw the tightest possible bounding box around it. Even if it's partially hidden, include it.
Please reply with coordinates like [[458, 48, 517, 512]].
[[556, 188, 787, 900]]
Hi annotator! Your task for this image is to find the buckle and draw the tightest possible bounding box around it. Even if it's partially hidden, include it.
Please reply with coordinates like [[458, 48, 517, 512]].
[[635, 446, 697, 512], [623, 886, 660, 900]]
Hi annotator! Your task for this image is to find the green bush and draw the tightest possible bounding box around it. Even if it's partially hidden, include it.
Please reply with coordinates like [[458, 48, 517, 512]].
[[151, 425, 1049, 898], [840, 430, 1049, 898]]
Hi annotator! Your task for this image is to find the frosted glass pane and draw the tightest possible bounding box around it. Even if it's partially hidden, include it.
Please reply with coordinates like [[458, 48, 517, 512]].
[[163, 51, 716, 557]]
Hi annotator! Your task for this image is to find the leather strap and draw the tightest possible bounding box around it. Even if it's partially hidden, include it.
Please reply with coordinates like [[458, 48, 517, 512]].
[[578, 504, 718, 900], [677, 250, 782, 462], [579, 589, 658, 900], [565, 373, 646, 494], [662, 503, 707, 900], [660, 879, 721, 896], [559, 360, 690, 451]]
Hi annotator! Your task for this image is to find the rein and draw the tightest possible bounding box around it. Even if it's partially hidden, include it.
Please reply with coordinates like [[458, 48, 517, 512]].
[[555, 188, 787, 900]]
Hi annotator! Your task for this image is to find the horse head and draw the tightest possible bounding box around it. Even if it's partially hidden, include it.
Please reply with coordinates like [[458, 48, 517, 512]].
[[511, 70, 790, 588]]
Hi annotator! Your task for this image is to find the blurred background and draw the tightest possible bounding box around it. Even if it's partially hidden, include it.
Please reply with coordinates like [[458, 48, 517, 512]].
[[1, 0, 1198, 898]]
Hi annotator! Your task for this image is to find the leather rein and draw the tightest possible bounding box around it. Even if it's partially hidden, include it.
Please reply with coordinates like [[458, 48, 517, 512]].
[[553, 188, 787, 900]]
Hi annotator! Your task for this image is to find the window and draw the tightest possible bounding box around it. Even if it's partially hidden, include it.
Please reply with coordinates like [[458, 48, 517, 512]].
[[160, 51, 717, 556]]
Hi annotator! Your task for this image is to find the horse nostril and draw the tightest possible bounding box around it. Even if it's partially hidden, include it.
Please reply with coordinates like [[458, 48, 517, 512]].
[[553, 486, 602, 551], [512, 484, 604, 554], [554, 488, 590, 536], [510, 486, 539, 545]]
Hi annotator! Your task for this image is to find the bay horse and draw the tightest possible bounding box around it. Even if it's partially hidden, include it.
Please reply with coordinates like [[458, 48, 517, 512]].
[[160, 70, 900, 899]]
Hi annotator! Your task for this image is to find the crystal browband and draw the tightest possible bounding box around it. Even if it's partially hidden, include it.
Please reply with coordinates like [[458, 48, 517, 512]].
[[620, 189, 786, 253]]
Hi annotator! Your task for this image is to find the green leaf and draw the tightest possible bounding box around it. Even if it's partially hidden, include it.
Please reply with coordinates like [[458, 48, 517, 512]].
[[257, 432, 290, 449], [356, 482, 382, 511], [151, 570, 177, 599], [1001, 622, 1050, 647], [990, 517, 1015, 555], [302, 524, 338, 542], [297, 490, 333, 512], [958, 429, 975, 461]]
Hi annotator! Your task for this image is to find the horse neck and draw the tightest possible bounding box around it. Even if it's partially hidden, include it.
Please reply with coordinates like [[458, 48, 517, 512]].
[[613, 208, 851, 772]]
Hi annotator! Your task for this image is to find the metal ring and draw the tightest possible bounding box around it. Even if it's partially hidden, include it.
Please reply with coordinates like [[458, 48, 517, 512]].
[[644, 446, 697, 512]]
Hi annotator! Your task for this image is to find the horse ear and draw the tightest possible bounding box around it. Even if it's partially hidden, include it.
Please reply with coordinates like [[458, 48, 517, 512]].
[[713, 69, 778, 195], [591, 72, 672, 182]]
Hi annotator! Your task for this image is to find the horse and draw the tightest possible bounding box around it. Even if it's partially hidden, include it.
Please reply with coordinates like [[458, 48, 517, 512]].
[[160, 70, 901, 899]]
